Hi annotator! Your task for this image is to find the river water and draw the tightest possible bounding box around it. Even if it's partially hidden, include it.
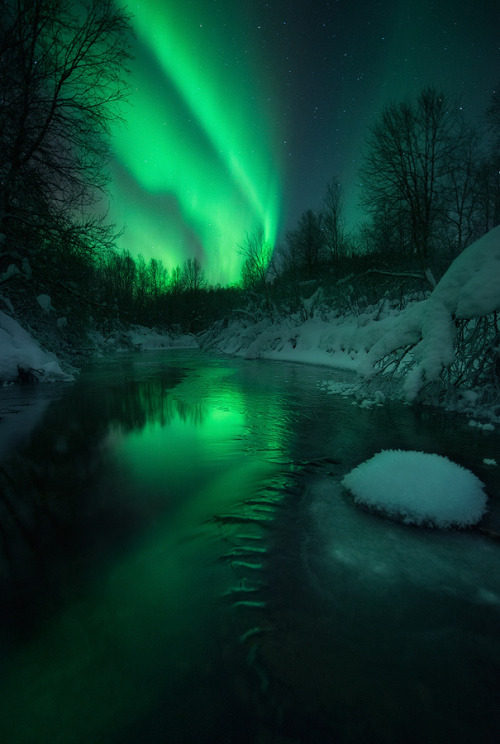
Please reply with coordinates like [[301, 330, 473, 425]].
[[0, 350, 499, 743]]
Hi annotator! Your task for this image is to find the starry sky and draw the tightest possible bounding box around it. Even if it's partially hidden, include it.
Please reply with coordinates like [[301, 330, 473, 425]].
[[108, 0, 499, 284]]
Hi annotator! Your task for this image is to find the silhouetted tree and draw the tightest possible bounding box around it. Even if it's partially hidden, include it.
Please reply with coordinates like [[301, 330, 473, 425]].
[[479, 85, 500, 232], [442, 123, 485, 255], [169, 265, 185, 295], [486, 85, 500, 152], [182, 257, 206, 294], [181, 257, 207, 328], [473, 159, 500, 235], [286, 209, 324, 278], [148, 258, 168, 301], [238, 228, 273, 305], [0, 0, 132, 271], [360, 88, 472, 278], [321, 179, 349, 265]]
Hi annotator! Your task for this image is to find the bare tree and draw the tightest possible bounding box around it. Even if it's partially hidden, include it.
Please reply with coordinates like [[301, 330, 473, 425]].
[[0, 0, 132, 267], [443, 123, 484, 255], [148, 257, 168, 302], [182, 257, 207, 294], [237, 228, 273, 303], [169, 265, 185, 295], [479, 85, 500, 232], [321, 179, 349, 265], [474, 159, 500, 235], [360, 88, 471, 278], [486, 84, 500, 152], [286, 209, 324, 278], [181, 256, 207, 329]]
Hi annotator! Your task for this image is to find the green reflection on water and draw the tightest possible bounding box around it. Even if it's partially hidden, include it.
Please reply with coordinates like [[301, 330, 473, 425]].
[[0, 366, 288, 744], [111, 397, 280, 523]]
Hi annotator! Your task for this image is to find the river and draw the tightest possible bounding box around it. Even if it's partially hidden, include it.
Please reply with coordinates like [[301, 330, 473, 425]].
[[0, 349, 499, 743]]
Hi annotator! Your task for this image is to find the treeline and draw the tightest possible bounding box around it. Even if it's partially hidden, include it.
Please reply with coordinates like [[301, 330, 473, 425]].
[[251, 87, 500, 300], [93, 252, 241, 332]]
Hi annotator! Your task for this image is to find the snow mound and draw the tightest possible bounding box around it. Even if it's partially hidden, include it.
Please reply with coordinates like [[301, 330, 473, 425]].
[[342, 450, 487, 528], [0, 310, 72, 383]]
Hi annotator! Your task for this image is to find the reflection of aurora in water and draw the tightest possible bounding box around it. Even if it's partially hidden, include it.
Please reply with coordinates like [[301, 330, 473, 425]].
[[0, 353, 293, 744], [1, 351, 500, 743]]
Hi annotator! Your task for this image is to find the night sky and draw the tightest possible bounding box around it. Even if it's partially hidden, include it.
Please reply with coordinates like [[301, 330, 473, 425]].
[[109, 0, 499, 284]]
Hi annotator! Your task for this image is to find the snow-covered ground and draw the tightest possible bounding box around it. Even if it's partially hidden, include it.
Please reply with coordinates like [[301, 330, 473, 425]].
[[201, 225, 500, 424], [0, 309, 73, 383], [87, 324, 198, 356], [121, 324, 198, 351]]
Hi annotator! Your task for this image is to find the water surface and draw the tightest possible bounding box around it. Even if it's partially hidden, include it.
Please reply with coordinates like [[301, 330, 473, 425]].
[[0, 350, 499, 743]]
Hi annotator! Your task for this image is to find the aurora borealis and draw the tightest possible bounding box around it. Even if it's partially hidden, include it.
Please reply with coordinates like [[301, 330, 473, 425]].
[[110, 0, 282, 284], [108, 0, 499, 284]]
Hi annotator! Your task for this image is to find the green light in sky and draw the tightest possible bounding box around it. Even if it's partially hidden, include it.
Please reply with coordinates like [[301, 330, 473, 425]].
[[110, 1, 282, 285]]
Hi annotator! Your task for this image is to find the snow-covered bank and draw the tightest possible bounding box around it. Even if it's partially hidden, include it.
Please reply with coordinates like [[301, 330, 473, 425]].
[[0, 311, 198, 385], [199, 299, 401, 373], [200, 226, 500, 423], [120, 325, 198, 351], [0, 310, 73, 383]]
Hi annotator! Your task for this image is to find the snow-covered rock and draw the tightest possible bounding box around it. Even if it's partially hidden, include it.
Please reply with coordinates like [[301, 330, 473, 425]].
[[342, 450, 488, 528]]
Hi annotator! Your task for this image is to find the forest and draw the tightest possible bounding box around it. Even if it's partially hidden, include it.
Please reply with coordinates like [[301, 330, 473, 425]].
[[1, 1, 499, 405]]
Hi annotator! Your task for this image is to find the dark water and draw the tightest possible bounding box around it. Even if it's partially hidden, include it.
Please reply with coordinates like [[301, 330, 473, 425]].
[[0, 350, 499, 743]]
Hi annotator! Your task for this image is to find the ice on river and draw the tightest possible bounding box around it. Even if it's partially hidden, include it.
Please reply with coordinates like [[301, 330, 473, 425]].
[[342, 450, 487, 528], [308, 477, 500, 609]]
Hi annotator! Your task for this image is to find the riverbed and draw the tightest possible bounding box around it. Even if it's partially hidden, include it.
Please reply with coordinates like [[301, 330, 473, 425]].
[[0, 350, 499, 743]]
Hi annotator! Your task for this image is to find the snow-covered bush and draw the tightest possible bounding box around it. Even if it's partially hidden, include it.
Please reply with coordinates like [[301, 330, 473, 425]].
[[359, 225, 500, 402]]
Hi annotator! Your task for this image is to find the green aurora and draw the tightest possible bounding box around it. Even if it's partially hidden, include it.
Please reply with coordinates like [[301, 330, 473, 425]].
[[110, 0, 282, 285], [107, 0, 499, 286]]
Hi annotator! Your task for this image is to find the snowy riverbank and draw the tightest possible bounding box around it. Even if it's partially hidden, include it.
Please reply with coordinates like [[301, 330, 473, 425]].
[[2, 227, 499, 427], [0, 311, 198, 385], [200, 226, 500, 426]]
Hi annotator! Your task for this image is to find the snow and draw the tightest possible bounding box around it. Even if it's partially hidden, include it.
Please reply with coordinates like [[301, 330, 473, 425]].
[[0, 308, 199, 384], [123, 325, 198, 351], [342, 450, 488, 528], [360, 226, 500, 400], [432, 225, 500, 319], [200, 299, 402, 372], [0, 264, 21, 283], [468, 419, 495, 431], [36, 294, 53, 313], [0, 310, 73, 383], [202, 225, 500, 418]]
